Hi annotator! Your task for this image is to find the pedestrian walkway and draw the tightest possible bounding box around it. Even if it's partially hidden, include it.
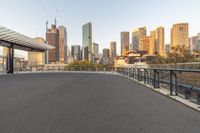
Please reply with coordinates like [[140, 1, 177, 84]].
[[0, 73, 200, 133]]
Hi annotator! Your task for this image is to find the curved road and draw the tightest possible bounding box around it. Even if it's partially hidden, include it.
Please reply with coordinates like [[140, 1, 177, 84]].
[[0, 73, 200, 133]]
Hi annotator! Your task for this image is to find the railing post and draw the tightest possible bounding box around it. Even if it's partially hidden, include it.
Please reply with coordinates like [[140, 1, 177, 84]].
[[170, 70, 173, 95], [172, 72, 178, 96], [131, 68, 134, 78], [144, 69, 147, 84], [128, 68, 131, 77], [153, 70, 156, 88], [137, 68, 140, 81], [156, 71, 160, 88], [147, 69, 150, 84], [134, 69, 136, 79]]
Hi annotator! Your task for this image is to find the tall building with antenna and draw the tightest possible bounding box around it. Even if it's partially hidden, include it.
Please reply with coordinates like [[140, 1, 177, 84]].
[[46, 18, 67, 63], [46, 18, 59, 63]]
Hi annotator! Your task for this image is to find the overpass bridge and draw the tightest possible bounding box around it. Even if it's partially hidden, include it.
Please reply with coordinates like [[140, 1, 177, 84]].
[[0, 25, 53, 73], [0, 71, 200, 133]]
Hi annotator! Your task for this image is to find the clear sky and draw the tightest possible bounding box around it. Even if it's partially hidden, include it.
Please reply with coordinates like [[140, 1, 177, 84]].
[[0, 0, 200, 57]]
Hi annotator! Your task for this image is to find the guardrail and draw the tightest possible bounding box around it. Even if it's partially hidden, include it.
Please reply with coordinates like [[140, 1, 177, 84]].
[[116, 67, 200, 104], [12, 66, 116, 73]]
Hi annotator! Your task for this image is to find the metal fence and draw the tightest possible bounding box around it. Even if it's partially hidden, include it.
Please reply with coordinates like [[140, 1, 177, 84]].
[[117, 67, 200, 104], [9, 65, 115, 74]]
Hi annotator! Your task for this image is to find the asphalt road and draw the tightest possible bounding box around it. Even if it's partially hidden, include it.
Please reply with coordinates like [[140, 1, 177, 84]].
[[0, 73, 200, 133]]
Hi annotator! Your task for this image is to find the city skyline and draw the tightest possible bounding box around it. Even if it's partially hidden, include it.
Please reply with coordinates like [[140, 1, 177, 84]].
[[1, 0, 200, 57]]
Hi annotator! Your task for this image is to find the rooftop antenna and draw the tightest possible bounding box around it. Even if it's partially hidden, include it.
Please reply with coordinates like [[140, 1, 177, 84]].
[[45, 16, 48, 32], [54, 16, 57, 26], [55, 9, 58, 26]]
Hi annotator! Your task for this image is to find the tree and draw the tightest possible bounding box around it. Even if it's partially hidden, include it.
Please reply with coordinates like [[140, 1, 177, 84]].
[[66, 61, 95, 71], [167, 46, 195, 63], [148, 54, 166, 64]]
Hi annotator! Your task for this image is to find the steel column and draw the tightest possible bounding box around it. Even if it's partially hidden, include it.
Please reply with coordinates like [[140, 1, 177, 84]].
[[6, 44, 14, 74]]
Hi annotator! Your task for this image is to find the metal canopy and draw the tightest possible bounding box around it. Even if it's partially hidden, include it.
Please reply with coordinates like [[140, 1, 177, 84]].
[[0, 25, 53, 52]]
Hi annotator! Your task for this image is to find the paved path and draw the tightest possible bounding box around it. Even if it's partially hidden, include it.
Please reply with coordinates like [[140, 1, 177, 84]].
[[0, 73, 200, 133]]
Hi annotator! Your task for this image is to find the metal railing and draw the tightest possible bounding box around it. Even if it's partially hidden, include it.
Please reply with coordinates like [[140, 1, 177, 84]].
[[11, 66, 116, 74], [116, 67, 200, 104]]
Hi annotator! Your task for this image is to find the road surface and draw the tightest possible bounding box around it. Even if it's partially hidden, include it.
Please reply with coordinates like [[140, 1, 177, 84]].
[[0, 73, 200, 133]]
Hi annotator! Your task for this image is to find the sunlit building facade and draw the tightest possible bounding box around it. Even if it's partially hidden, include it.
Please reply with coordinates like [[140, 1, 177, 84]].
[[28, 37, 46, 65], [131, 27, 146, 52], [110, 41, 117, 60], [140, 36, 150, 53], [121, 32, 129, 56], [171, 23, 189, 50], [58, 26, 67, 63], [149, 26, 165, 55], [82, 22, 93, 62]]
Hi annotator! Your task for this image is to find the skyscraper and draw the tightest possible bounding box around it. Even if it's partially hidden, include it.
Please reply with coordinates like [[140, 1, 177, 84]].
[[92, 43, 99, 64], [171, 23, 189, 50], [46, 21, 59, 63], [46, 20, 67, 64], [121, 32, 129, 56], [110, 41, 117, 60], [140, 36, 150, 53], [189, 33, 200, 53], [71, 45, 81, 61], [131, 27, 146, 52], [149, 26, 165, 55], [82, 22, 93, 62], [92, 43, 99, 59], [103, 48, 110, 58], [58, 26, 67, 63]]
